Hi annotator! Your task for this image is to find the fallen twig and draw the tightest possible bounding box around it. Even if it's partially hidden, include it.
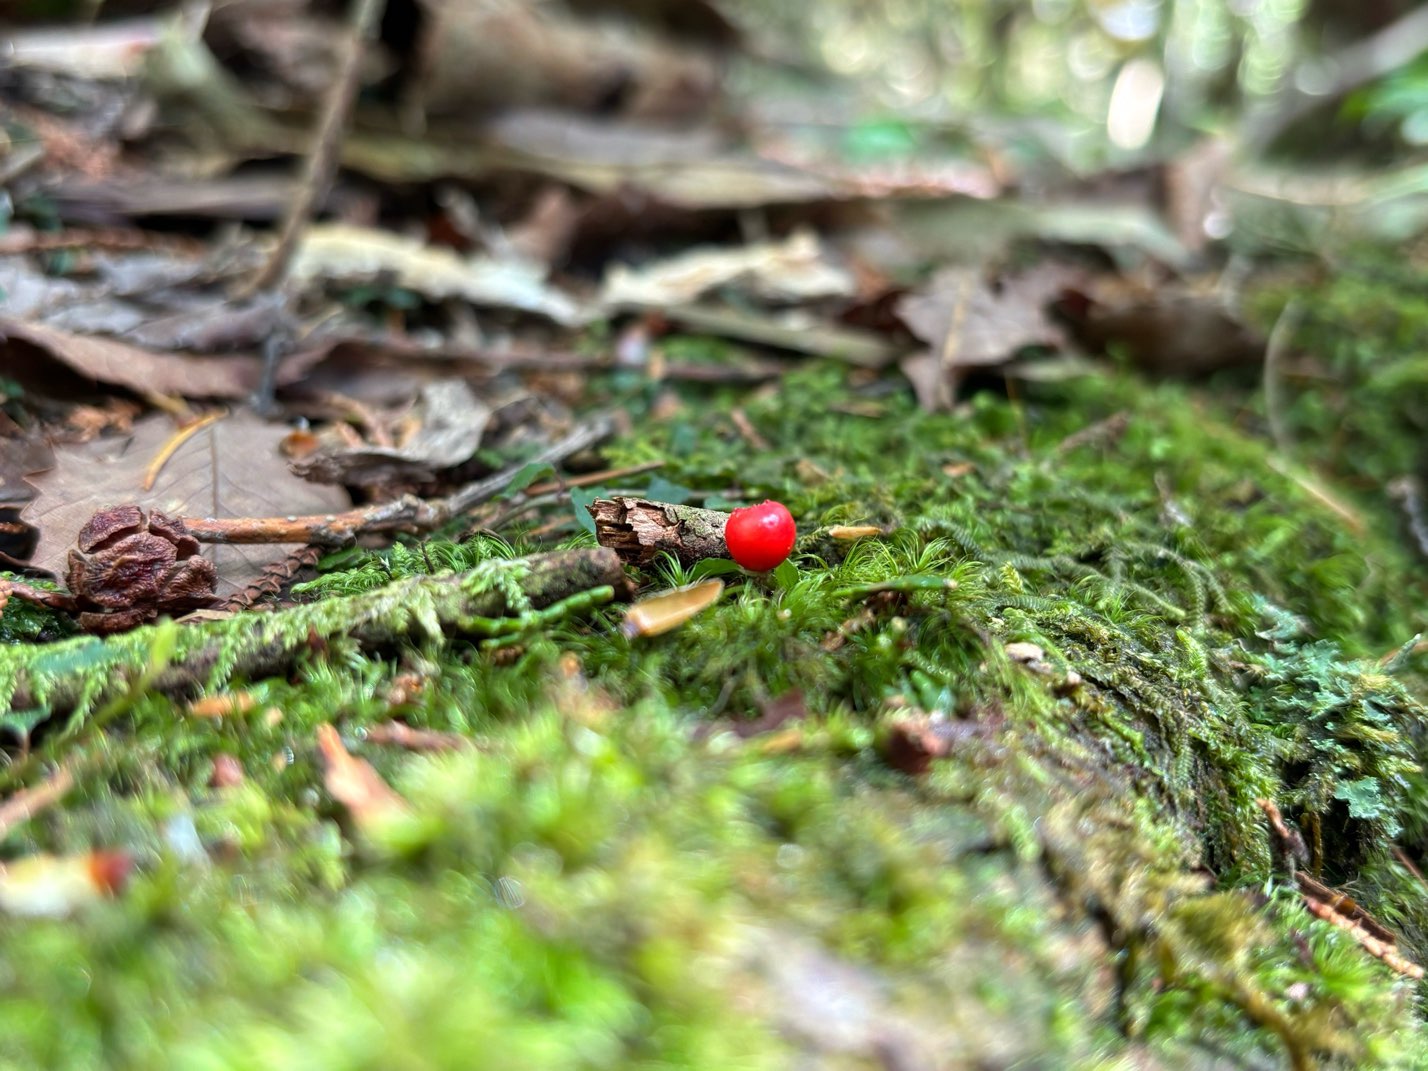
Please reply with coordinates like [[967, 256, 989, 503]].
[[185, 416, 614, 546], [245, 0, 385, 292], [1296, 869, 1424, 980], [1247, 5, 1428, 150], [1265, 456, 1366, 536], [362, 721, 474, 752], [522, 460, 665, 498]]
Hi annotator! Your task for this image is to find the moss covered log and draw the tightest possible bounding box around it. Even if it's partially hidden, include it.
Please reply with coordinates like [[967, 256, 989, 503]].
[[0, 264, 1426, 1069], [0, 547, 630, 720]]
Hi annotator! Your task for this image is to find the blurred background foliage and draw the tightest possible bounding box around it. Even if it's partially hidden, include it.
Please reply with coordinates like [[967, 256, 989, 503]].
[[728, 0, 1428, 171]]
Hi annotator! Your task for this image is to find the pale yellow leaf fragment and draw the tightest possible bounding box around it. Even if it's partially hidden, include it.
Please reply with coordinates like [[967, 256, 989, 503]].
[[622, 580, 724, 638], [316, 723, 411, 836], [0, 851, 131, 918], [828, 525, 883, 541]]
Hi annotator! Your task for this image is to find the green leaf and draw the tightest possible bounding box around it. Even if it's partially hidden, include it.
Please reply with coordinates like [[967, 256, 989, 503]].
[[644, 476, 695, 505], [690, 558, 742, 581], [499, 462, 556, 500], [773, 560, 799, 590], [843, 118, 919, 163], [570, 486, 607, 535]]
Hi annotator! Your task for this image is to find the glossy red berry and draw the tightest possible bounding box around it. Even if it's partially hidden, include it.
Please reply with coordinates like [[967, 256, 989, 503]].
[[724, 500, 796, 572]]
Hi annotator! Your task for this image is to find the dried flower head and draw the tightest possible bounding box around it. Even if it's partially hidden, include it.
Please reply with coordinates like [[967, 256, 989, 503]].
[[66, 504, 217, 633]]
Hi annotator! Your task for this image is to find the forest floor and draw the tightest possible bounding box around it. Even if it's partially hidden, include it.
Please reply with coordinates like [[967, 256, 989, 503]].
[[4, 5, 1428, 1069]]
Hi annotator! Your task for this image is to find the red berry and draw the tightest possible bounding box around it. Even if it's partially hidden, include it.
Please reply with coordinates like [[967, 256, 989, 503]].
[[724, 500, 796, 572]]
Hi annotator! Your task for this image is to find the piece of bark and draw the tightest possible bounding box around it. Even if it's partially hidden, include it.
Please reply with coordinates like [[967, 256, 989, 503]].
[[588, 497, 730, 567], [6, 548, 630, 718]]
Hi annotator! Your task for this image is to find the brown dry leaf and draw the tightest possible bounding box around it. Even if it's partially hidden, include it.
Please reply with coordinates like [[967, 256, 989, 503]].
[[0, 429, 52, 508], [880, 712, 999, 776], [0, 851, 132, 918], [289, 223, 587, 325], [622, 579, 723, 638], [471, 111, 842, 209], [0, 317, 318, 399], [886, 197, 1191, 271], [601, 231, 855, 309], [1058, 286, 1264, 376], [696, 690, 807, 742], [22, 411, 349, 595], [408, 0, 729, 120], [207, 4, 353, 101], [316, 724, 412, 836], [142, 32, 833, 212], [289, 379, 492, 487], [896, 264, 1078, 409]]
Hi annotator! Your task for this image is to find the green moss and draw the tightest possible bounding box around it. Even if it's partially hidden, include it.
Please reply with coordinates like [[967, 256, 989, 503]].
[[0, 574, 73, 645], [3, 258, 1428, 1067]]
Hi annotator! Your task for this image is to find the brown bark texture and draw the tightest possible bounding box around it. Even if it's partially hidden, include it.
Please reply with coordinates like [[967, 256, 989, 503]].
[[588, 497, 731, 567]]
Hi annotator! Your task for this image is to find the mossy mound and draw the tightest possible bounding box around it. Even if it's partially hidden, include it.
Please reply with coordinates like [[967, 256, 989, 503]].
[[1, 266, 1426, 1069]]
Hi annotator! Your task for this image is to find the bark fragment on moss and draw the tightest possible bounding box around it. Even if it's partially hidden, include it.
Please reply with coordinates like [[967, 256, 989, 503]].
[[588, 497, 731, 567]]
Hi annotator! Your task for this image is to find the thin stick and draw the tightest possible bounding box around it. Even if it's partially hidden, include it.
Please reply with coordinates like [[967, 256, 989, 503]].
[[523, 460, 665, 497], [1247, 5, 1428, 150], [1265, 455, 1365, 536], [143, 410, 225, 491], [184, 416, 614, 546], [245, 0, 385, 293]]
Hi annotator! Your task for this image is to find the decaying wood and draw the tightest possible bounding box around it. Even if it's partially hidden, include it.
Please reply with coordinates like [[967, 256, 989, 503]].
[[7, 547, 631, 717], [588, 497, 731, 567]]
